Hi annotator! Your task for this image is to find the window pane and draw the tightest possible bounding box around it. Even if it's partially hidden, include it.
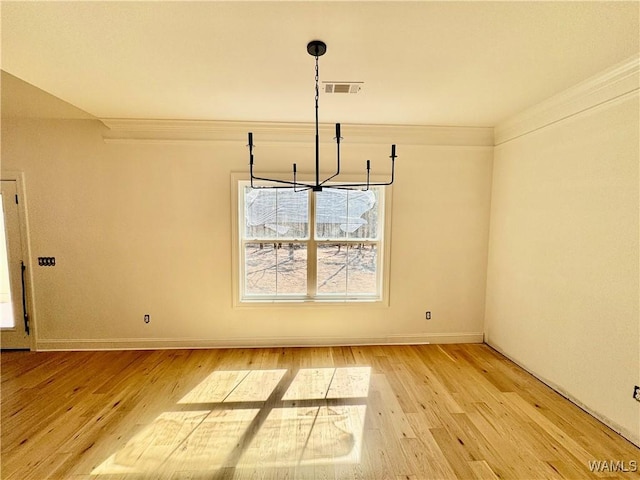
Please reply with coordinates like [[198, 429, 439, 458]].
[[317, 243, 377, 296], [244, 187, 308, 240], [346, 244, 377, 295], [244, 243, 307, 296], [315, 189, 379, 240], [316, 244, 347, 294]]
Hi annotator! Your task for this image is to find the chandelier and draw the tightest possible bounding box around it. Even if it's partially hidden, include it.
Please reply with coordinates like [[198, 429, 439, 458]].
[[247, 40, 397, 191]]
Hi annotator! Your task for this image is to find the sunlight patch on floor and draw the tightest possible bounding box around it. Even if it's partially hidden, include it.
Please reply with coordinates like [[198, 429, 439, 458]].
[[91, 366, 371, 476], [239, 405, 367, 467], [91, 408, 260, 474], [177, 369, 288, 404]]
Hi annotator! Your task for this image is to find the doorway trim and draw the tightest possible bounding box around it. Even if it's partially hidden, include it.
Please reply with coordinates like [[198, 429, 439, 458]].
[[1, 171, 36, 351]]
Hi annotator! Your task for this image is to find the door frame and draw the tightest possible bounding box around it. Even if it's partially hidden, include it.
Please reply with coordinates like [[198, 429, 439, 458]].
[[1, 171, 36, 350]]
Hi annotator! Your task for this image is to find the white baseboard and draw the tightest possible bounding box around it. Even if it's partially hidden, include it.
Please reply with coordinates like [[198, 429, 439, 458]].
[[486, 341, 640, 448], [35, 332, 483, 352], [384, 332, 483, 345]]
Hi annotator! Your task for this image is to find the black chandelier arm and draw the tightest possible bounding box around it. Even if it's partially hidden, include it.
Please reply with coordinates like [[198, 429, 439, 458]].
[[249, 138, 396, 191], [248, 132, 255, 167], [325, 144, 396, 190], [325, 178, 394, 190], [292, 163, 311, 192], [248, 132, 312, 189], [326, 179, 393, 189], [251, 180, 308, 190], [319, 123, 342, 186], [250, 171, 301, 189]]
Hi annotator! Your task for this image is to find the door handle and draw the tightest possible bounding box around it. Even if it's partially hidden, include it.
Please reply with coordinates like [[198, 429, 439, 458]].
[[20, 261, 29, 335]]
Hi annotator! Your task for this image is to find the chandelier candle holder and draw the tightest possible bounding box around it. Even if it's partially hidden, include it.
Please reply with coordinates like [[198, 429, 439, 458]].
[[247, 40, 397, 191]]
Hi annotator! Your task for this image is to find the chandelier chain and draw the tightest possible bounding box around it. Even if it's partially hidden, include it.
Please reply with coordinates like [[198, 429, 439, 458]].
[[315, 55, 319, 107]]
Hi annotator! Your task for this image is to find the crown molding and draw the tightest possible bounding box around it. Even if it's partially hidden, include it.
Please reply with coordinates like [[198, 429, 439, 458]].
[[495, 54, 640, 145], [100, 118, 493, 147]]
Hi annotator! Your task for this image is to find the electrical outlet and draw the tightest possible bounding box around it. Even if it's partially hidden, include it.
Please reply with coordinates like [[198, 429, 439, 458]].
[[634, 385, 640, 402], [425, 311, 431, 320], [144, 314, 150, 324]]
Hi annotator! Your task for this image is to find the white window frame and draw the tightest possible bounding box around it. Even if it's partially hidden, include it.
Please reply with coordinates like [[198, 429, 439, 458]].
[[231, 173, 392, 306]]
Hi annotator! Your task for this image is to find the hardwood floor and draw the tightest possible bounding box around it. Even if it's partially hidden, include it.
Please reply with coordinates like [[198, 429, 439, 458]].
[[1, 344, 638, 479]]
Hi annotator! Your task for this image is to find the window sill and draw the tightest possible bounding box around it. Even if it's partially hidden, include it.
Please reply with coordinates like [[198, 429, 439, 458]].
[[236, 296, 388, 308]]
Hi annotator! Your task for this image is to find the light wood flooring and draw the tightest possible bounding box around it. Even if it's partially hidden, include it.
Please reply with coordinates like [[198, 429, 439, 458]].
[[1, 344, 638, 479]]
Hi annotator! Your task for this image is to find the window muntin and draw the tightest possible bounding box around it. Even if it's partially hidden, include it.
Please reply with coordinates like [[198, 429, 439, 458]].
[[238, 182, 386, 302]]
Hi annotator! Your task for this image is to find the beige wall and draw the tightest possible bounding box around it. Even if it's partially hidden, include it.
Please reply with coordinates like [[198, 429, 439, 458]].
[[5, 60, 637, 445], [1, 75, 493, 349], [485, 83, 639, 444]]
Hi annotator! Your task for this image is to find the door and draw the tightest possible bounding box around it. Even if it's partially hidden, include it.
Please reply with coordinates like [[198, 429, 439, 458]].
[[0, 180, 30, 349]]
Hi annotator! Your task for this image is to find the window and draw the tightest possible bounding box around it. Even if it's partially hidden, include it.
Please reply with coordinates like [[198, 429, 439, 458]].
[[234, 177, 391, 303]]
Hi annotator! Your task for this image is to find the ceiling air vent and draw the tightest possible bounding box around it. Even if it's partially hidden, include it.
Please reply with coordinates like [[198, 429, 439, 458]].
[[323, 82, 363, 94]]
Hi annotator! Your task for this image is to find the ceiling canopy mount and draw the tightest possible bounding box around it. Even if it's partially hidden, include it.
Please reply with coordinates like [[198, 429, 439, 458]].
[[306, 40, 327, 57]]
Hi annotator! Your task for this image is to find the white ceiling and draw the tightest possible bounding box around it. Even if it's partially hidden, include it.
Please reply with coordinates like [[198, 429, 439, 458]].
[[1, 1, 638, 127]]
